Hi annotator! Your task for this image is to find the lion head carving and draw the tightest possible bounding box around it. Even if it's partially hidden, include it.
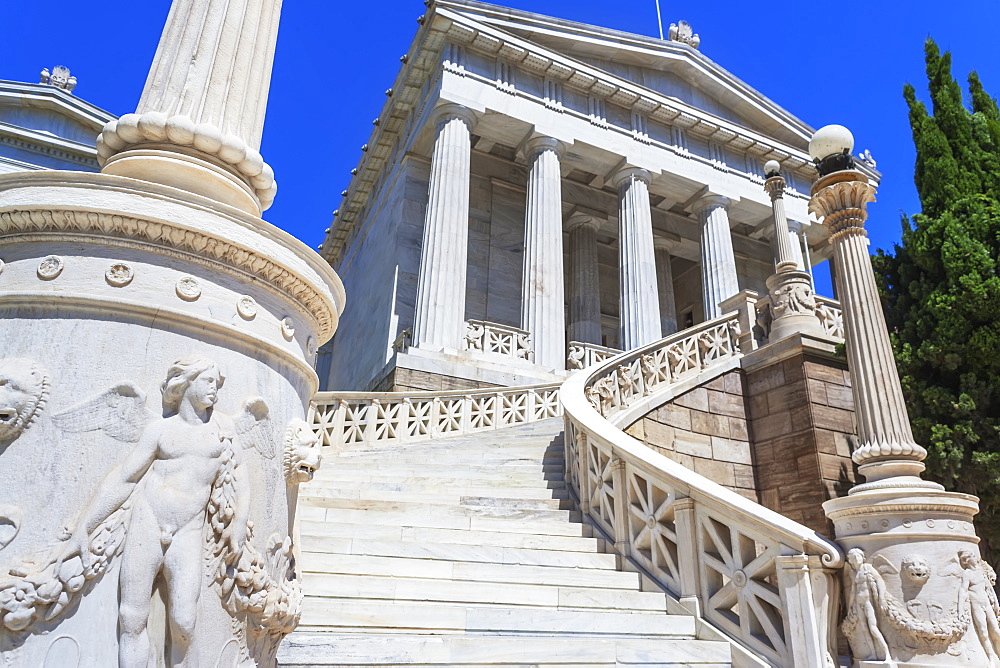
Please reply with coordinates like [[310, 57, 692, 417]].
[[283, 418, 321, 484], [0, 358, 50, 447]]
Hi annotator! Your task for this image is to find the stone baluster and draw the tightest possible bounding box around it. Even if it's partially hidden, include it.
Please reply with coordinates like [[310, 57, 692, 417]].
[[566, 213, 603, 346], [96, 0, 282, 215], [614, 167, 661, 350], [653, 237, 680, 336], [694, 195, 739, 320], [412, 103, 476, 353], [521, 137, 566, 369], [762, 162, 823, 342]]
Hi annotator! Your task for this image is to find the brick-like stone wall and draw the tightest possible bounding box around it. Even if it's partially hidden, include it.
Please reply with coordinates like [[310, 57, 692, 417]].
[[745, 353, 858, 534], [626, 370, 757, 500], [369, 366, 501, 393]]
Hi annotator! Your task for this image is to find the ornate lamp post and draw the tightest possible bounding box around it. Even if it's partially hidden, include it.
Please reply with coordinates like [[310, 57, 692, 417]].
[[815, 126, 989, 665], [761, 160, 823, 342]]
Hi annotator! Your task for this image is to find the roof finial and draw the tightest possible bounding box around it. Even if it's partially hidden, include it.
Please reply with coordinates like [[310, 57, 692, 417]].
[[667, 21, 700, 49], [39, 65, 77, 93]]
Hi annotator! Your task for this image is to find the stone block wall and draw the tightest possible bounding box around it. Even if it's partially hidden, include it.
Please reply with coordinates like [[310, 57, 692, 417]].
[[369, 366, 500, 393], [745, 352, 858, 534], [626, 370, 757, 500]]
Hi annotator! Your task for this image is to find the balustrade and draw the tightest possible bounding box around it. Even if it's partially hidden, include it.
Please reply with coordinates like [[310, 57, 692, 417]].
[[464, 319, 533, 361], [566, 341, 621, 370], [561, 313, 843, 666], [310, 383, 560, 450]]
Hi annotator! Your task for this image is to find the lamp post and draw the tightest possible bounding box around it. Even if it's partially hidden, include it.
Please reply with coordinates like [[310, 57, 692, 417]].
[[815, 125, 987, 665], [761, 159, 823, 342]]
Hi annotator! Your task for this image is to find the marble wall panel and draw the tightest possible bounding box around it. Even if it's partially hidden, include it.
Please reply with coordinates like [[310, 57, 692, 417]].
[[485, 183, 525, 327]]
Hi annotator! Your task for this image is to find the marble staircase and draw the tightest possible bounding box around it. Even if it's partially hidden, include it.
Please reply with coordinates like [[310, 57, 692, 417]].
[[280, 418, 732, 666]]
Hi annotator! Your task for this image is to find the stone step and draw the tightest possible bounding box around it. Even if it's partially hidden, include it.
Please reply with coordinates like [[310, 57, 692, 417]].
[[297, 600, 695, 637], [306, 476, 567, 494], [301, 496, 582, 523], [326, 461, 565, 476], [297, 537, 618, 570], [299, 521, 604, 552], [334, 447, 565, 463], [298, 507, 591, 536], [311, 468, 566, 486], [302, 572, 667, 612], [279, 633, 731, 666], [302, 487, 573, 507], [299, 553, 641, 590]]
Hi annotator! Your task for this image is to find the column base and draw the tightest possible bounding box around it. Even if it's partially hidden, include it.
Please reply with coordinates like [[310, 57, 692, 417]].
[[765, 269, 824, 342]]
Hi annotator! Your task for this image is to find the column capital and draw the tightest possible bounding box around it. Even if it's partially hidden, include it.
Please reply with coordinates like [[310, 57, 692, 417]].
[[652, 235, 682, 252], [565, 212, 603, 232], [611, 166, 652, 189], [431, 103, 477, 130], [525, 135, 566, 159], [692, 193, 731, 213], [763, 174, 786, 201]]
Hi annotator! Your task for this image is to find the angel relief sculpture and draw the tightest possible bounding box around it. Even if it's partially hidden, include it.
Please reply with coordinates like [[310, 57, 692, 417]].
[[0, 356, 289, 667]]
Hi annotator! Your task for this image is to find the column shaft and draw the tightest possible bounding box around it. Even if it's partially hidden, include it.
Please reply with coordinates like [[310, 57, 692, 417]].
[[567, 215, 603, 345], [521, 138, 566, 368], [412, 106, 473, 352], [616, 169, 661, 349], [697, 196, 740, 319], [654, 241, 678, 335]]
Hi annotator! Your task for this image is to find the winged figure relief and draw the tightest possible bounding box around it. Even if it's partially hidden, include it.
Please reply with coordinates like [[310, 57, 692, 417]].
[[0, 356, 277, 668]]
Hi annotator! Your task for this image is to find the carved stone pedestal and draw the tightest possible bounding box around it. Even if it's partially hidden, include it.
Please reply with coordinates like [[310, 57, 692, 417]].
[[0, 172, 344, 666], [763, 268, 824, 342]]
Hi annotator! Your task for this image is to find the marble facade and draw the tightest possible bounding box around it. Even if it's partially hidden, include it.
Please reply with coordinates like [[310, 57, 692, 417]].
[[319, 0, 828, 392]]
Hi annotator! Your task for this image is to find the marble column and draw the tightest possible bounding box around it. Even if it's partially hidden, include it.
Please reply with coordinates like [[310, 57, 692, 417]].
[[653, 237, 679, 336], [96, 0, 282, 214], [762, 164, 822, 341], [521, 137, 566, 369], [785, 219, 807, 271], [695, 195, 740, 320], [412, 103, 476, 353], [614, 167, 661, 350], [566, 213, 603, 345]]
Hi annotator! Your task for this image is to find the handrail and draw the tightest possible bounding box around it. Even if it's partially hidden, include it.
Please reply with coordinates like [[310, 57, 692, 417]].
[[561, 312, 842, 667], [567, 340, 621, 370], [310, 382, 561, 450]]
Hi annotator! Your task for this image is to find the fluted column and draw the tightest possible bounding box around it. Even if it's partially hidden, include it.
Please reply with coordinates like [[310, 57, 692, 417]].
[[566, 213, 603, 345], [521, 137, 566, 368], [96, 0, 282, 214], [809, 170, 929, 487], [412, 104, 476, 353], [614, 167, 661, 350], [762, 165, 823, 341], [695, 195, 739, 320], [653, 237, 679, 336], [786, 219, 807, 271]]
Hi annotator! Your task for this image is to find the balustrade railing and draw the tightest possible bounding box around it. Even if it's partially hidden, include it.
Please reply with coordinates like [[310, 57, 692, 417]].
[[567, 341, 621, 370], [814, 296, 844, 340], [465, 319, 532, 361], [310, 383, 561, 450], [561, 313, 843, 667]]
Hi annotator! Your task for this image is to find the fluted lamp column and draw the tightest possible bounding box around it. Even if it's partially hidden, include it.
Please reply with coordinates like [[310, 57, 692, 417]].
[[762, 161, 823, 342], [653, 237, 680, 336], [566, 213, 603, 346], [614, 167, 661, 350], [96, 0, 282, 215], [695, 195, 740, 320], [412, 103, 476, 353], [521, 137, 567, 369]]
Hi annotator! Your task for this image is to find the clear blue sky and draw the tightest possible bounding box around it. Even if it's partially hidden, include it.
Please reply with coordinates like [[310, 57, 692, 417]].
[[2, 1, 998, 296]]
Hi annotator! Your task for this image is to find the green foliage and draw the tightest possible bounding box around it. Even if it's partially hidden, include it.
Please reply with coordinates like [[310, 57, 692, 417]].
[[874, 39, 1000, 563]]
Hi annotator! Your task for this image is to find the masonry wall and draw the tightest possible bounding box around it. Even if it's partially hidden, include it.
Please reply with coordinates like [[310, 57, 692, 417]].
[[745, 352, 858, 534], [626, 370, 757, 500]]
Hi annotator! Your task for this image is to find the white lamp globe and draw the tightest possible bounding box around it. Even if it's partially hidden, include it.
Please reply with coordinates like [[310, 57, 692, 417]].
[[809, 125, 854, 162], [764, 160, 781, 175]]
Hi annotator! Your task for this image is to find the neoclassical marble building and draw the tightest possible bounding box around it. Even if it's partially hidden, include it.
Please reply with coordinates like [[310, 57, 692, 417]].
[[319, 1, 872, 393], [0, 67, 115, 174]]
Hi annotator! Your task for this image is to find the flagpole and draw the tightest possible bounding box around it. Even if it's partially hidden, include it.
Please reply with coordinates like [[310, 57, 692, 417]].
[[655, 0, 664, 39]]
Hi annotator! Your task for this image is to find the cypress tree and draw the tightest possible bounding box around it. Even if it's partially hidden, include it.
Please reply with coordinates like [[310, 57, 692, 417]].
[[873, 39, 1000, 566]]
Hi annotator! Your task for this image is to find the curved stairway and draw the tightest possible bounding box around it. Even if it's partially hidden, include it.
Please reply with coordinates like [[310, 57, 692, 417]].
[[279, 418, 732, 667]]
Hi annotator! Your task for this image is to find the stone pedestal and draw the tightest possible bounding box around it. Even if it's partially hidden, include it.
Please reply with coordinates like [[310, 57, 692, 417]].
[[566, 213, 603, 346], [0, 1, 345, 665], [521, 137, 566, 369], [614, 167, 660, 350], [695, 195, 739, 320], [412, 104, 475, 354]]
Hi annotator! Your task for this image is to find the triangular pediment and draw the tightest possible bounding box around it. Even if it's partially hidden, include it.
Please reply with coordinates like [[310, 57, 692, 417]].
[[436, 0, 813, 150], [0, 80, 116, 148]]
